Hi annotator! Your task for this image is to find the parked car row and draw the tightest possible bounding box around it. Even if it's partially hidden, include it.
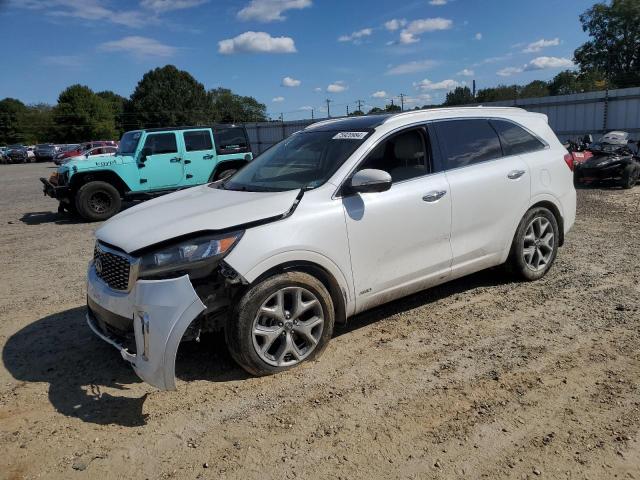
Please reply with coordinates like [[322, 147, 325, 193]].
[[68, 108, 578, 391], [1, 140, 118, 164]]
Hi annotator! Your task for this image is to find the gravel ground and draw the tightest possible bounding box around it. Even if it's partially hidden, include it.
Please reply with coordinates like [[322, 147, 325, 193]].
[[1, 162, 639, 480]]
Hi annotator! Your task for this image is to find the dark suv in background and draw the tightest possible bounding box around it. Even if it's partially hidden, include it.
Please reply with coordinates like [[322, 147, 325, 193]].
[[34, 144, 57, 162]]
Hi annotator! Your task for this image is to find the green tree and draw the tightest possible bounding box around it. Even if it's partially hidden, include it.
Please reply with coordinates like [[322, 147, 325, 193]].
[[367, 107, 384, 114], [520, 80, 550, 98], [126, 65, 210, 129], [348, 109, 365, 116], [384, 103, 401, 112], [0, 98, 28, 144], [444, 86, 474, 106], [97, 90, 127, 136], [208, 88, 267, 123], [52, 85, 116, 142], [476, 85, 520, 102], [574, 0, 640, 88]]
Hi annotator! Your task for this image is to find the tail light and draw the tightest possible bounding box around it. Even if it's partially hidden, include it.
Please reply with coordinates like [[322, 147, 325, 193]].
[[564, 153, 575, 171]]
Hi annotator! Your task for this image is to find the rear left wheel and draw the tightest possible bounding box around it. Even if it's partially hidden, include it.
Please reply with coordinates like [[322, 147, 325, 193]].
[[508, 207, 559, 281], [621, 165, 638, 189], [226, 271, 335, 376]]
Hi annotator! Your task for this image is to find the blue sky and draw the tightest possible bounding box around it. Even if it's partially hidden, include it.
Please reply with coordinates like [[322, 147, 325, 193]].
[[0, 0, 596, 119]]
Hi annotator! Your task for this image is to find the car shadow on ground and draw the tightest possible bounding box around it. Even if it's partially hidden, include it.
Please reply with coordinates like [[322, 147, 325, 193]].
[[19, 211, 84, 226], [2, 268, 510, 427]]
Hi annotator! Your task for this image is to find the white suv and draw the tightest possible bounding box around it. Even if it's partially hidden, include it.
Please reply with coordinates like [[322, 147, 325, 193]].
[[87, 107, 576, 390]]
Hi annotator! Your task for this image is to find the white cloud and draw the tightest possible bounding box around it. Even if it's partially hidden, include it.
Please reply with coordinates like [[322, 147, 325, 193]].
[[272, 96, 285, 102], [497, 66, 523, 77], [399, 18, 452, 44], [525, 56, 574, 70], [338, 28, 373, 43], [522, 38, 560, 53], [282, 76, 301, 87], [300, 105, 314, 110], [498, 56, 574, 76], [314, 87, 322, 92], [140, 0, 208, 12], [327, 81, 347, 93], [371, 90, 387, 98], [16, 0, 149, 27], [42, 55, 83, 67], [475, 32, 482, 40], [414, 78, 460, 91], [386, 59, 437, 75], [99, 36, 177, 57], [429, 0, 448, 4], [218, 31, 297, 54], [237, 0, 312, 22], [384, 18, 406, 31], [457, 68, 474, 77]]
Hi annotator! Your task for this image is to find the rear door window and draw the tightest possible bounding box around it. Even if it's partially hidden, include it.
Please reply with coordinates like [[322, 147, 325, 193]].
[[214, 128, 249, 154], [183, 130, 213, 152], [490, 119, 546, 156], [434, 119, 502, 170], [144, 133, 177, 155]]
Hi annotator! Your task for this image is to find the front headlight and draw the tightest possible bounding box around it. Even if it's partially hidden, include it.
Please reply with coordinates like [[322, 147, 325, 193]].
[[139, 231, 243, 279]]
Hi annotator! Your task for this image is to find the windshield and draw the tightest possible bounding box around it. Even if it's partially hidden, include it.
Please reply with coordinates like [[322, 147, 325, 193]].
[[117, 131, 142, 156], [222, 130, 370, 192]]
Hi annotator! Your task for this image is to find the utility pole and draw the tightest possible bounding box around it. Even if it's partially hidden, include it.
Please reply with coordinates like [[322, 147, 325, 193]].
[[326, 99, 332, 118], [356, 99, 364, 112], [311, 108, 314, 120], [279, 113, 284, 122], [472, 80, 476, 99], [399, 93, 406, 112], [346, 105, 350, 116]]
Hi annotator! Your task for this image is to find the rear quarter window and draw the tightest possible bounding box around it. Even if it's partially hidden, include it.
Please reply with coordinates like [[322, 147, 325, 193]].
[[434, 119, 502, 169], [214, 128, 250, 154], [490, 119, 546, 156]]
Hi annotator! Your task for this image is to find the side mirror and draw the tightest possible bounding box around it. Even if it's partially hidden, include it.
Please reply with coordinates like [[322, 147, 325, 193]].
[[347, 168, 392, 194], [139, 147, 152, 163], [85, 152, 90, 158]]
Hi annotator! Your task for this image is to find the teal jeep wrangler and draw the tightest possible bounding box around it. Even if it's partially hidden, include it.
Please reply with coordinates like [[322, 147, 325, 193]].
[[41, 125, 253, 221]]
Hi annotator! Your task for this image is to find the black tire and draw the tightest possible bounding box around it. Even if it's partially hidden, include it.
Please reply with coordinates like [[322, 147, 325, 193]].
[[226, 271, 335, 376], [621, 165, 638, 189], [74, 181, 122, 221], [214, 168, 237, 181], [508, 207, 560, 281]]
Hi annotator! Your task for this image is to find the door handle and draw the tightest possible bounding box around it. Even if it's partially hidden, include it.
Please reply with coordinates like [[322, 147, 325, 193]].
[[507, 169, 526, 180], [170, 157, 181, 163], [203, 154, 214, 160], [422, 190, 447, 202]]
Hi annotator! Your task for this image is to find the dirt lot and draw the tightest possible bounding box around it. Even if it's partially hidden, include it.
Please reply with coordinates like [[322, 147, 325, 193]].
[[0, 162, 639, 480]]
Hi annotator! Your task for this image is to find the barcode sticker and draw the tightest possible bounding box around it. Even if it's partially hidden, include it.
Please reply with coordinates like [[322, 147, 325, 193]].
[[332, 132, 368, 140]]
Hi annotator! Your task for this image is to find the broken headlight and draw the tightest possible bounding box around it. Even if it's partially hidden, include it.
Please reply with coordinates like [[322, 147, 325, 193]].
[[138, 231, 243, 280]]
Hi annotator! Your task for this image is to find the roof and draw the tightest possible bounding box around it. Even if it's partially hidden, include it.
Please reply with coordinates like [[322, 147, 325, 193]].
[[141, 124, 245, 133], [304, 106, 543, 133]]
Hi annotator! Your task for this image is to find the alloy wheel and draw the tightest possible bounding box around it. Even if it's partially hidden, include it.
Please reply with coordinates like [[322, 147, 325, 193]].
[[522, 216, 555, 271], [252, 287, 324, 367]]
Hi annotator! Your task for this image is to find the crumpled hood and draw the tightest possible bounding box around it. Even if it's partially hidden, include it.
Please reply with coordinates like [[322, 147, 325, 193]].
[[582, 153, 625, 168], [96, 184, 300, 253]]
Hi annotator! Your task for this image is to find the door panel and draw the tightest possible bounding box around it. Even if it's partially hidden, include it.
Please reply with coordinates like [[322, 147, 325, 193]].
[[140, 133, 183, 190], [344, 173, 452, 313], [181, 130, 218, 186], [445, 156, 530, 272]]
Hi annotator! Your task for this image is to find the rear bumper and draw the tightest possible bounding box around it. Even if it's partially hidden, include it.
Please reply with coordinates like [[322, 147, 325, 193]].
[[575, 164, 624, 181], [40, 177, 69, 200], [86, 263, 206, 390]]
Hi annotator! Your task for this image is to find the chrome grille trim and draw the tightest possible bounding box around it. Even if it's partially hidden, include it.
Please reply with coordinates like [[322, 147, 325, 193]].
[[93, 241, 140, 292]]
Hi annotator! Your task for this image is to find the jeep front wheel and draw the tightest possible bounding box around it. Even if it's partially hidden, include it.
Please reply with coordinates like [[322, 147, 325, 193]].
[[75, 181, 122, 221]]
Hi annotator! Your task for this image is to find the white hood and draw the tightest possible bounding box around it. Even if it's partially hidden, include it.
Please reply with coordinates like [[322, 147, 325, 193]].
[[96, 184, 300, 253]]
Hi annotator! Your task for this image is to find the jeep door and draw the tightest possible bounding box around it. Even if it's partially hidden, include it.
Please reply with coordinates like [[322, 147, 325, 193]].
[[342, 126, 453, 313], [180, 129, 218, 186], [432, 118, 531, 276], [139, 132, 184, 190]]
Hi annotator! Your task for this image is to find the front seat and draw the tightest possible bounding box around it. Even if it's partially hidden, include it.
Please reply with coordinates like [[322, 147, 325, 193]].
[[390, 131, 426, 182]]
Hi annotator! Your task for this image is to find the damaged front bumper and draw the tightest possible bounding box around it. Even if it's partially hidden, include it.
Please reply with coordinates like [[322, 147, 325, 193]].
[[86, 263, 206, 390]]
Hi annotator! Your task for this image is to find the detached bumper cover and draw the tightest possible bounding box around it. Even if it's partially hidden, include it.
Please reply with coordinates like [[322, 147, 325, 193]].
[[86, 264, 206, 390]]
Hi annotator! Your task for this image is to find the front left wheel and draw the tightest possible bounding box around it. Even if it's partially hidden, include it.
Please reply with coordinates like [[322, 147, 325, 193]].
[[75, 181, 122, 221], [226, 271, 335, 376]]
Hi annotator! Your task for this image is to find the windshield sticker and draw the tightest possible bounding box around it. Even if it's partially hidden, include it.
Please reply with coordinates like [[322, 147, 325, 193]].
[[333, 132, 368, 140]]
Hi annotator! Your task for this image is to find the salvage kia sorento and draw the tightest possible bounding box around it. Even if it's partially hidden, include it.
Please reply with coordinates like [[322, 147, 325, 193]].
[[87, 108, 576, 390]]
